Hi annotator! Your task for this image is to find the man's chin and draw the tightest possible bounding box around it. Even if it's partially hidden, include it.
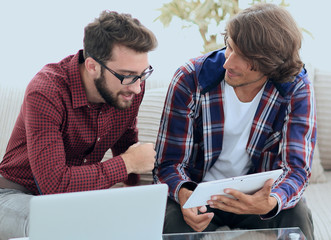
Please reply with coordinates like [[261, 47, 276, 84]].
[[113, 100, 132, 110]]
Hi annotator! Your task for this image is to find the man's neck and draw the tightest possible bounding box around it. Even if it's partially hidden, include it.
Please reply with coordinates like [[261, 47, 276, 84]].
[[79, 63, 103, 104], [233, 78, 267, 102]]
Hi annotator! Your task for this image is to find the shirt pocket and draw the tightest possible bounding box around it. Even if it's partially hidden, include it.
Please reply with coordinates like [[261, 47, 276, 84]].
[[262, 131, 282, 152]]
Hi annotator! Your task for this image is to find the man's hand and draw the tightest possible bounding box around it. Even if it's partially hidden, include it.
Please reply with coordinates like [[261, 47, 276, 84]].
[[207, 179, 278, 215], [178, 187, 214, 232], [120, 142, 156, 174]]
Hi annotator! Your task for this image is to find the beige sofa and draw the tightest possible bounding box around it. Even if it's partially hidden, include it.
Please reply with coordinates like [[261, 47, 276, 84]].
[[1, 66, 330, 239]]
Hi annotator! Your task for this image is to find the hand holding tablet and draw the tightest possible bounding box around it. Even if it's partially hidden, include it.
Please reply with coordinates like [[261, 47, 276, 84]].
[[183, 169, 283, 209]]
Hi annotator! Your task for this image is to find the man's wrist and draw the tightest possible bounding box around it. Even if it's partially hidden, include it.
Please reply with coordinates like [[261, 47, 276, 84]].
[[177, 182, 197, 205], [262, 203, 279, 218], [180, 181, 197, 191], [120, 153, 132, 174], [178, 187, 191, 206], [261, 196, 279, 219]]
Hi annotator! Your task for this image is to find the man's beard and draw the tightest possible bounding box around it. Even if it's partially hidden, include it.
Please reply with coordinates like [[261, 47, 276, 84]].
[[225, 75, 266, 88], [94, 72, 133, 110], [224, 70, 266, 88]]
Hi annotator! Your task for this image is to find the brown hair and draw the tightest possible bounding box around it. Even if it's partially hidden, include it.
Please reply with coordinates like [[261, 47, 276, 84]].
[[224, 3, 303, 83], [83, 10, 157, 62]]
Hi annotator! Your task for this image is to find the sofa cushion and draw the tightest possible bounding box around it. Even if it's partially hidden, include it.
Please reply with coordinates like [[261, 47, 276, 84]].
[[304, 64, 326, 183], [0, 85, 25, 161], [314, 69, 331, 170], [136, 87, 168, 184], [137, 88, 167, 144], [310, 142, 326, 183]]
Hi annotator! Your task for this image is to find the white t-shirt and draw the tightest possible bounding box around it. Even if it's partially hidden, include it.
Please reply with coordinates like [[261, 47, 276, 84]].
[[203, 81, 265, 181]]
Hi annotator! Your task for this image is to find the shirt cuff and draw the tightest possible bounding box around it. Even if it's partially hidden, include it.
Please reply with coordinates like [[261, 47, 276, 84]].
[[124, 173, 140, 186], [174, 180, 198, 204], [103, 155, 129, 185], [260, 193, 282, 219]]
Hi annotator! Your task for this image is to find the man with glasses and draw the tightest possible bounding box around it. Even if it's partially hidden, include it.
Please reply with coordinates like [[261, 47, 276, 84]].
[[154, 3, 315, 240], [0, 11, 157, 239]]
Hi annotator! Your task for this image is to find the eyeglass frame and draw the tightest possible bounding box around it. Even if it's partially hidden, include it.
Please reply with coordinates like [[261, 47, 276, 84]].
[[86, 52, 154, 85]]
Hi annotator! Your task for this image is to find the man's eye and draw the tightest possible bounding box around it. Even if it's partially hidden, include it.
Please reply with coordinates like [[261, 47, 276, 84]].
[[122, 74, 135, 78]]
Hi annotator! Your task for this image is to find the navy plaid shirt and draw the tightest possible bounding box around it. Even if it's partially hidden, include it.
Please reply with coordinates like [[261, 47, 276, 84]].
[[154, 49, 317, 217]]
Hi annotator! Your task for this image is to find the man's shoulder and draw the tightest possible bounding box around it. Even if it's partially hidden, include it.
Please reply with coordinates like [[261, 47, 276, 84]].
[[26, 52, 80, 97], [26, 66, 69, 97], [272, 67, 311, 97]]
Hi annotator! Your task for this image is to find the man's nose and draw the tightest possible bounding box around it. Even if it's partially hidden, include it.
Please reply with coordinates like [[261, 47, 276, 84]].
[[223, 52, 234, 69], [127, 79, 142, 95]]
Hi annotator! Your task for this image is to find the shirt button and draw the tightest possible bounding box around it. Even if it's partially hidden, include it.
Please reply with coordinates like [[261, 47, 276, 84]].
[[97, 137, 100, 142], [84, 159, 87, 163]]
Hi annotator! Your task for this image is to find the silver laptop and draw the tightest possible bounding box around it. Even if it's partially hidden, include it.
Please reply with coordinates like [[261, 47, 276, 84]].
[[28, 184, 168, 240]]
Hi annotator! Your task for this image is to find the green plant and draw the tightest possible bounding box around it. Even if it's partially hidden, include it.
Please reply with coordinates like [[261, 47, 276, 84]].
[[156, 0, 292, 53]]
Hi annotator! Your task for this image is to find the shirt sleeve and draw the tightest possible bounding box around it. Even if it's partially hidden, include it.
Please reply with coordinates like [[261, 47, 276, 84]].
[[267, 80, 317, 218], [154, 65, 199, 203], [24, 89, 129, 194], [111, 116, 140, 186], [111, 117, 138, 156]]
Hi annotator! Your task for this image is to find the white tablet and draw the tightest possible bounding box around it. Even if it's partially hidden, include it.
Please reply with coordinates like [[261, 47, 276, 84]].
[[183, 169, 283, 209]]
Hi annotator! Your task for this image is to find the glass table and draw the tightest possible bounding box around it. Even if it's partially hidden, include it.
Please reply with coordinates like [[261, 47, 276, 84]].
[[162, 227, 305, 240], [10, 227, 305, 240]]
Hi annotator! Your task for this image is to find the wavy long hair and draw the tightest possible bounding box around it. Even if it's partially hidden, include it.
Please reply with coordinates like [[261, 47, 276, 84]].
[[224, 3, 303, 83]]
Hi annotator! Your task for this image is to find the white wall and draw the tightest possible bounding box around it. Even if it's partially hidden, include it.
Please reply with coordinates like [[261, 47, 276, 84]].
[[0, 0, 329, 89]]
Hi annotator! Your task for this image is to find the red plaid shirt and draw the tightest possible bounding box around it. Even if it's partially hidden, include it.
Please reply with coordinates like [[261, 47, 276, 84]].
[[0, 50, 144, 195]]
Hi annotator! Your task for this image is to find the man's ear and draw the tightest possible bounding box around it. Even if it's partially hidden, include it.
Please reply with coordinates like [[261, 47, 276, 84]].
[[85, 57, 100, 77]]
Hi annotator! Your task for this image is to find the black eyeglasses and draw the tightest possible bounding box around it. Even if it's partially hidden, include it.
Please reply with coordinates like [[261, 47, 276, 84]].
[[87, 52, 153, 85]]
